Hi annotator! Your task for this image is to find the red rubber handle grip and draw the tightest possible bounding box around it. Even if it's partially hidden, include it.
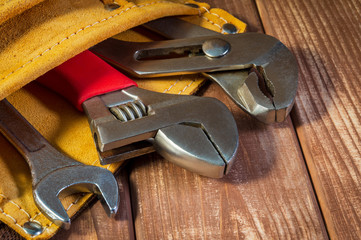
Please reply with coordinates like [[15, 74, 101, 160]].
[[37, 50, 137, 111]]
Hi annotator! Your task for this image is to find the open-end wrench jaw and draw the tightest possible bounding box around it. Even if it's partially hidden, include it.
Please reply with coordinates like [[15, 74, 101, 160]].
[[83, 86, 239, 178], [33, 164, 119, 229]]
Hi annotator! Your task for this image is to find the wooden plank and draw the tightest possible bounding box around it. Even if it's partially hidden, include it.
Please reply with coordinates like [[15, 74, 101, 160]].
[[128, 2, 328, 239], [53, 169, 134, 240], [255, 0, 361, 238]]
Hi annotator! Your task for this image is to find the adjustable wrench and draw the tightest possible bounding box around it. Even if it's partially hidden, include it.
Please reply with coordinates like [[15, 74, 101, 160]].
[[0, 99, 119, 228], [37, 50, 239, 178], [90, 17, 298, 123]]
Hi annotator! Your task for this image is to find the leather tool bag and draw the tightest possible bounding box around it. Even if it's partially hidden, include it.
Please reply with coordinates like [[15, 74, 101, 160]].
[[0, 0, 246, 239]]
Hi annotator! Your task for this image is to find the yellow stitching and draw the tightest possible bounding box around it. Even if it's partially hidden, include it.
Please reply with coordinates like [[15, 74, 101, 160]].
[[19, 209, 30, 219], [201, 6, 228, 23], [178, 77, 196, 94], [213, 14, 228, 23], [30, 194, 84, 235], [202, 16, 222, 30], [40, 222, 54, 235], [30, 212, 42, 221], [163, 76, 183, 93], [0, 193, 31, 220], [201, 5, 210, 13], [163, 80, 180, 93], [0, 199, 56, 236], [0, 207, 24, 231], [91, 159, 99, 166], [0, 207, 16, 223], [0, 197, 52, 236], [0, 1, 174, 82], [65, 196, 83, 211], [1, 186, 92, 236]]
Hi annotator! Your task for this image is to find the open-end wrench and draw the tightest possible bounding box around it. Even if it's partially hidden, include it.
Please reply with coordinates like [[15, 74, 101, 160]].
[[0, 99, 119, 228], [90, 17, 298, 123], [37, 50, 239, 178]]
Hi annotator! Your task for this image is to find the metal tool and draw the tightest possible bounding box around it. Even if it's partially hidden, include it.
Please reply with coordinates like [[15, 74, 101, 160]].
[[0, 99, 119, 229], [37, 50, 239, 178], [90, 17, 298, 123]]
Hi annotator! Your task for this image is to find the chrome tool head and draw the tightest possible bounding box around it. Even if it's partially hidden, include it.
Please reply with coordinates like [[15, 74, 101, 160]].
[[90, 17, 298, 123], [33, 164, 119, 229], [204, 33, 298, 123], [83, 86, 239, 178]]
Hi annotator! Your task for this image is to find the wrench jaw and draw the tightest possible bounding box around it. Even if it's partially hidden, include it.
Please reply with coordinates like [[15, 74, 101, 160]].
[[154, 125, 227, 178], [33, 190, 71, 229], [33, 165, 119, 229], [83, 87, 239, 177]]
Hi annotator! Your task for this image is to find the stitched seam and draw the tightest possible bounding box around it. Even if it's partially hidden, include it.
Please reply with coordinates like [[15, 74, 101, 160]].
[[30, 194, 86, 236], [178, 77, 196, 94], [0, 0, 173, 82], [0, 193, 88, 236], [201, 15, 222, 30], [64, 194, 84, 211], [163, 76, 182, 93], [37, 192, 86, 234], [200, 6, 228, 23], [30, 212, 41, 221], [37, 221, 54, 237], [0, 193, 31, 219], [0, 207, 25, 231], [163, 80, 180, 93]]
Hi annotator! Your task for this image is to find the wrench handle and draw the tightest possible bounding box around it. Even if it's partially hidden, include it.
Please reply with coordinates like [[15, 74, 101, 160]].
[[0, 99, 46, 155], [37, 50, 137, 111]]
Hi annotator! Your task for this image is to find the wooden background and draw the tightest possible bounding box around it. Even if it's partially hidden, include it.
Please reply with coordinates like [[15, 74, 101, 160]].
[[36, 0, 361, 239]]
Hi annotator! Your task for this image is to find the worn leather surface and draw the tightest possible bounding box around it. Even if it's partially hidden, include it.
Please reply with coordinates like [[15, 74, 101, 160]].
[[0, 0, 246, 239]]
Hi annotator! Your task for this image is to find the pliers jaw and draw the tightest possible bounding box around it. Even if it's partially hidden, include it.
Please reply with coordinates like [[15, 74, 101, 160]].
[[83, 86, 239, 178], [205, 39, 298, 123]]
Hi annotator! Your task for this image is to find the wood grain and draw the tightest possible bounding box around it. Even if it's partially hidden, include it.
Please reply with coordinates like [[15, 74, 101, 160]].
[[127, 2, 327, 239], [256, 0, 361, 238]]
